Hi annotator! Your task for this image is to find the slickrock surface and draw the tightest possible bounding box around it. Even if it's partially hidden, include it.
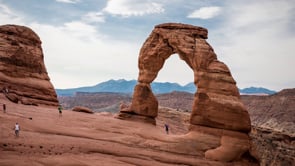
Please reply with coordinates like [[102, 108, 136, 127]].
[[0, 94, 258, 165], [0, 25, 58, 106], [118, 23, 252, 162]]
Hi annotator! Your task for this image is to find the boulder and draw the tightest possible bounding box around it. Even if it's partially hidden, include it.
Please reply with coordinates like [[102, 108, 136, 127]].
[[72, 106, 94, 114]]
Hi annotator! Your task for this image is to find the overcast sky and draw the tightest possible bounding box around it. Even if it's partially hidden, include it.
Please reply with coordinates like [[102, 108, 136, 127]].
[[0, 0, 294, 91]]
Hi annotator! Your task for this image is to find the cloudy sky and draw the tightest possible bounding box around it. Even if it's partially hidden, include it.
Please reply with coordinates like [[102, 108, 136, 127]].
[[0, 0, 294, 91]]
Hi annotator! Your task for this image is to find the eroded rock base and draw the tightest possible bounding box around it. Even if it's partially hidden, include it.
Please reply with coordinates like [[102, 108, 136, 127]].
[[115, 112, 156, 125]]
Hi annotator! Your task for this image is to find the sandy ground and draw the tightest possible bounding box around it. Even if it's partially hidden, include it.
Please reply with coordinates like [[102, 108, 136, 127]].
[[0, 94, 256, 166]]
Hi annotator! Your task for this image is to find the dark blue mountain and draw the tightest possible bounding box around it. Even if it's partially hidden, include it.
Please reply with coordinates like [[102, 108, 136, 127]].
[[56, 79, 137, 96], [239, 87, 276, 95], [56, 79, 197, 96], [55, 79, 276, 96], [183, 82, 196, 92], [151, 82, 192, 94]]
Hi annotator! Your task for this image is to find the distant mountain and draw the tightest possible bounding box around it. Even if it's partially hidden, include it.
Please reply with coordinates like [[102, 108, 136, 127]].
[[55, 79, 276, 96], [56, 79, 196, 96], [56, 79, 137, 96], [151, 82, 195, 94], [239, 87, 276, 95]]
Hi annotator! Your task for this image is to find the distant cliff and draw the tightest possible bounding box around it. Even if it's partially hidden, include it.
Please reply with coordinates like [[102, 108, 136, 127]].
[[242, 88, 295, 134]]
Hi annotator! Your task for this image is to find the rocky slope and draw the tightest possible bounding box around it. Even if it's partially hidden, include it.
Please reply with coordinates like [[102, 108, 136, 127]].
[[241, 89, 295, 165], [0, 25, 58, 106], [242, 89, 295, 134], [58, 91, 194, 112], [59, 92, 132, 112], [250, 126, 294, 166]]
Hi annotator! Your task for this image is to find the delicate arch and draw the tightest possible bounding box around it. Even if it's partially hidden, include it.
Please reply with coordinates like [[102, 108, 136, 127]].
[[118, 23, 250, 133]]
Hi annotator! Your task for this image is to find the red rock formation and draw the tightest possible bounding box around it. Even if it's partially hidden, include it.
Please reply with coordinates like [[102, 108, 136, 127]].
[[0, 25, 58, 106], [117, 23, 252, 162], [72, 106, 94, 114]]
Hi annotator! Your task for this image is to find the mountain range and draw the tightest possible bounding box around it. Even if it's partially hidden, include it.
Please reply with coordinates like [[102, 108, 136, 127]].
[[55, 79, 276, 96]]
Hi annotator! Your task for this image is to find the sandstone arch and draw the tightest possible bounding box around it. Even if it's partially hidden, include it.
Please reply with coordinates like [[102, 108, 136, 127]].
[[116, 23, 253, 162], [118, 23, 251, 133]]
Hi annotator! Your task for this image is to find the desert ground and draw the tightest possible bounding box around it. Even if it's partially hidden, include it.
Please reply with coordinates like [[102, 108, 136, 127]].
[[0, 93, 258, 166]]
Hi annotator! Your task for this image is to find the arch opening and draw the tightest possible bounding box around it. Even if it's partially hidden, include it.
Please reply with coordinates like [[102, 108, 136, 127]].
[[154, 53, 194, 87], [154, 54, 195, 135]]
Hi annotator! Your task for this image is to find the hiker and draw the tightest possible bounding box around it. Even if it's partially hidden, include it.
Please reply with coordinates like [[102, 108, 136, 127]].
[[164, 123, 169, 134], [2, 87, 8, 94], [3, 104, 6, 113], [58, 105, 62, 116], [15, 122, 20, 137]]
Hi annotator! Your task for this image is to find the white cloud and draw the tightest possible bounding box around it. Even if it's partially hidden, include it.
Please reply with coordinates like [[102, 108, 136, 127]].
[[55, 0, 80, 4], [82, 12, 105, 23], [103, 0, 164, 17], [0, 4, 11, 14], [0, 4, 23, 24], [226, 1, 294, 30], [210, 0, 295, 91], [30, 22, 140, 88], [0, 3, 139, 89], [61, 21, 100, 41], [187, 6, 221, 19]]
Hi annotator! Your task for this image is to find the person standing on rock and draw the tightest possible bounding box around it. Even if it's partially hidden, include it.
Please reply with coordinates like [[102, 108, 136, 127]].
[[58, 105, 62, 117], [2, 87, 8, 94], [164, 123, 169, 134], [15, 122, 20, 137], [3, 104, 6, 113]]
